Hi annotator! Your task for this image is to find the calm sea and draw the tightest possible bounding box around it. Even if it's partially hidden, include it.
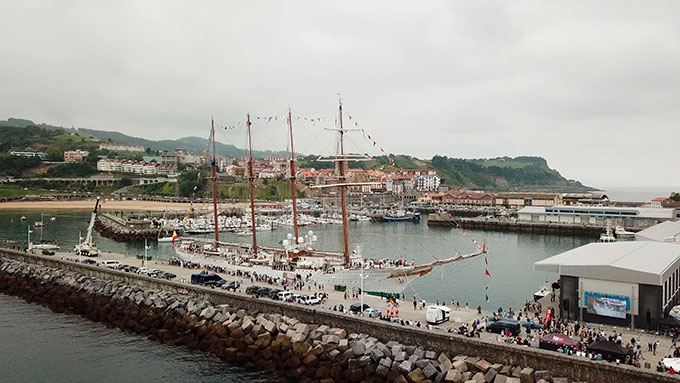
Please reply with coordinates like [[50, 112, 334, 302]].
[[600, 186, 679, 203], [0, 294, 280, 383]]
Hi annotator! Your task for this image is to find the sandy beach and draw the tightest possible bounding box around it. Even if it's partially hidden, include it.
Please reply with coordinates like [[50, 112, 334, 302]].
[[0, 199, 241, 212]]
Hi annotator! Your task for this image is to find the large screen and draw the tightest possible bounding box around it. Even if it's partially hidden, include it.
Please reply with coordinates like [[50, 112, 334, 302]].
[[584, 292, 629, 319]]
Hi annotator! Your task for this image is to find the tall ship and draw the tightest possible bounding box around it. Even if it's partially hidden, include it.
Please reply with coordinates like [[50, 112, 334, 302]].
[[174, 102, 487, 294]]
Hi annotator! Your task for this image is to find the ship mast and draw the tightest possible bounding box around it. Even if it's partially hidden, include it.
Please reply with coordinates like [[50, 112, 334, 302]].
[[211, 119, 220, 249], [246, 114, 258, 255], [287, 108, 300, 243], [338, 100, 350, 266]]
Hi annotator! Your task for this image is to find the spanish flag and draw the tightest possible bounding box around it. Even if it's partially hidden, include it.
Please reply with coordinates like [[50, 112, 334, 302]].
[[171, 230, 179, 247]]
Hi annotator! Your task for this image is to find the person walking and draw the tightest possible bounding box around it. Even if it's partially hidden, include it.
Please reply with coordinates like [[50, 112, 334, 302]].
[[654, 340, 659, 356], [413, 297, 417, 310]]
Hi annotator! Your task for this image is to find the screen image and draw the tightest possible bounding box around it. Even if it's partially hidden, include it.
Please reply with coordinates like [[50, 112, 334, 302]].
[[584, 292, 628, 319]]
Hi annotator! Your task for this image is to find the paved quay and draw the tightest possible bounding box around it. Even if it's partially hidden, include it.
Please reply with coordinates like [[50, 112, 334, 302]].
[[51, 249, 676, 373]]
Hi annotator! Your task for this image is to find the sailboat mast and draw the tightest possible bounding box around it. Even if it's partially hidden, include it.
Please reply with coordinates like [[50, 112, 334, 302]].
[[287, 109, 299, 243], [211, 119, 220, 249], [338, 100, 350, 266], [246, 114, 258, 255]]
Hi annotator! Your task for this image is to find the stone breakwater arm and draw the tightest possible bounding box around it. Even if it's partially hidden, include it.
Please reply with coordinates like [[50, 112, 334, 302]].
[[0, 249, 676, 383], [94, 213, 170, 242]]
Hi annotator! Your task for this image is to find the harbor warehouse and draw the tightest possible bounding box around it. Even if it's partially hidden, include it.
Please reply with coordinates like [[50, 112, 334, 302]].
[[534, 241, 680, 330], [518, 206, 679, 229]]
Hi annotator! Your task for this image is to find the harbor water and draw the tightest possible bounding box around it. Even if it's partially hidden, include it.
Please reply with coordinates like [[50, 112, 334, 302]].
[[0, 210, 593, 309], [0, 294, 280, 383]]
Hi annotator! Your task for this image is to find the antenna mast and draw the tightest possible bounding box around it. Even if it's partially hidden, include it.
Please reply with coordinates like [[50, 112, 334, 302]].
[[211, 119, 220, 249], [288, 109, 300, 243], [246, 114, 258, 255]]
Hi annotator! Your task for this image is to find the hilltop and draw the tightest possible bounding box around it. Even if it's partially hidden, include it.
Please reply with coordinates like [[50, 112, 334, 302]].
[[297, 154, 589, 191], [0, 118, 287, 159], [0, 118, 589, 191]]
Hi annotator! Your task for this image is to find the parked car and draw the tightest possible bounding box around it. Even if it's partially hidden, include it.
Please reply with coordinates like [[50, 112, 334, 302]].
[[190, 272, 226, 287], [277, 291, 292, 301], [82, 259, 96, 265], [41, 249, 55, 256], [221, 281, 239, 291], [298, 295, 321, 305], [521, 319, 544, 330], [245, 286, 261, 296], [363, 308, 381, 317], [137, 267, 151, 275], [122, 265, 139, 273], [257, 287, 273, 297], [486, 319, 521, 336], [268, 288, 282, 299], [148, 269, 163, 277], [349, 303, 371, 314], [99, 260, 121, 269], [160, 272, 177, 280]]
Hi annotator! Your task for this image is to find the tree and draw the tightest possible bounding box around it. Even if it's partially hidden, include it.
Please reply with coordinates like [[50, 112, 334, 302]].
[[671, 192, 680, 202], [120, 177, 133, 187], [178, 170, 207, 197]]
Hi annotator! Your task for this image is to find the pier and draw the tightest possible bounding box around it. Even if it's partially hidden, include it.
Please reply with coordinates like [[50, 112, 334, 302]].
[[426, 215, 635, 238]]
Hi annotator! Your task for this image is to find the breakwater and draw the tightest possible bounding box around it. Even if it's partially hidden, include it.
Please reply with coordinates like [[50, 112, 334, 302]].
[[94, 213, 169, 242], [0, 249, 674, 383], [427, 217, 614, 238]]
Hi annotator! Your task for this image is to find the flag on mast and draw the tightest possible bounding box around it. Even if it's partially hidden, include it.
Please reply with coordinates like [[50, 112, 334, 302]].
[[171, 230, 179, 248]]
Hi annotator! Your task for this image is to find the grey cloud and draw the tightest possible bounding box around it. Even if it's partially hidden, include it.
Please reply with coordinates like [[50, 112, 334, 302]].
[[1, 1, 679, 188]]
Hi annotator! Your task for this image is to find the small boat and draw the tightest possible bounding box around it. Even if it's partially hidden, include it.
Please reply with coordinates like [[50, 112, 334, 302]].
[[34, 213, 47, 228], [533, 281, 552, 302], [614, 226, 635, 240], [20, 216, 26, 222], [50, 217, 56, 221], [158, 236, 174, 243], [382, 210, 421, 222], [598, 227, 617, 243]]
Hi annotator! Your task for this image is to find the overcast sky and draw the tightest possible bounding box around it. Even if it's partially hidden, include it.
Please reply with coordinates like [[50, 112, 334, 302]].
[[1, 1, 679, 188]]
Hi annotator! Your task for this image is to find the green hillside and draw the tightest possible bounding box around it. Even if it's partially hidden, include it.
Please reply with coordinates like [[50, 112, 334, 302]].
[[77, 128, 287, 158]]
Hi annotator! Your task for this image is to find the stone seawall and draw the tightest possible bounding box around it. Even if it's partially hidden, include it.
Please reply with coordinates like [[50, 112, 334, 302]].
[[0, 249, 675, 383], [94, 214, 170, 242]]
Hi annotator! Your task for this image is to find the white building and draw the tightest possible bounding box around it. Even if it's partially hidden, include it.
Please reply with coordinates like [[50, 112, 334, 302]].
[[9, 150, 46, 159], [97, 158, 157, 175], [99, 142, 145, 152], [636, 221, 680, 243], [415, 174, 441, 192], [535, 241, 680, 329], [518, 205, 680, 229]]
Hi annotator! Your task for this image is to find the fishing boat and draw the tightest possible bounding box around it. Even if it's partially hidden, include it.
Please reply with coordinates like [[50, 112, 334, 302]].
[[598, 227, 617, 243], [614, 226, 635, 240], [533, 281, 552, 302], [383, 210, 421, 222], [173, 103, 486, 294], [33, 212, 47, 228]]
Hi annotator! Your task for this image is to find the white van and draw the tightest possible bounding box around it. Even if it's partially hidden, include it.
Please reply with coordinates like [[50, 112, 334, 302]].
[[100, 260, 121, 269], [426, 305, 451, 325], [277, 291, 292, 301]]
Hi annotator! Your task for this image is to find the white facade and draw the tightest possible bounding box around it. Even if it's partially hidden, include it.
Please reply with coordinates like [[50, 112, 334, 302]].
[[97, 159, 157, 175], [9, 150, 46, 159], [518, 205, 680, 229], [415, 175, 441, 191]]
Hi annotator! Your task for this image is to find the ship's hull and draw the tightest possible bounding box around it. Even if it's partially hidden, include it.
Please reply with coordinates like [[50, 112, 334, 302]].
[[174, 247, 419, 294]]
